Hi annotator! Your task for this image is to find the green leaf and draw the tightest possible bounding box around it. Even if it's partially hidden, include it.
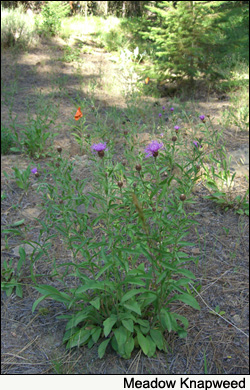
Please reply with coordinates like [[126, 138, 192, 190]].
[[137, 331, 149, 355], [121, 288, 145, 303], [103, 316, 117, 337], [90, 297, 101, 310], [124, 277, 145, 286], [9, 219, 25, 227], [76, 280, 114, 294], [15, 284, 23, 298], [175, 293, 200, 310], [114, 326, 127, 348], [123, 300, 141, 315], [32, 295, 47, 313], [160, 308, 173, 332], [124, 336, 134, 359], [65, 312, 89, 330], [177, 241, 195, 247], [91, 327, 102, 343], [136, 319, 150, 333], [177, 329, 187, 338], [146, 335, 156, 357], [63, 327, 79, 343], [98, 339, 110, 359], [150, 328, 164, 350], [66, 328, 91, 349], [175, 269, 195, 279], [17, 247, 26, 272], [35, 285, 71, 304], [88, 338, 95, 349], [2, 228, 22, 235], [122, 319, 134, 333], [95, 263, 113, 280], [173, 313, 189, 329]]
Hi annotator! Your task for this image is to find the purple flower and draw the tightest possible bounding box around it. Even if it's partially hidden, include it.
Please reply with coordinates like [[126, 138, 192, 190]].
[[91, 142, 107, 152], [162, 106, 165, 110], [160, 133, 164, 138], [31, 168, 37, 174], [159, 113, 162, 118], [145, 140, 163, 158], [199, 115, 205, 121], [174, 126, 180, 130], [91, 142, 108, 158], [170, 107, 174, 112], [193, 141, 202, 149]]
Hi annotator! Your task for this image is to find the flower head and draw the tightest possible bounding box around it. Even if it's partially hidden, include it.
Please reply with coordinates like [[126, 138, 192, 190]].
[[31, 167, 37, 174], [174, 126, 180, 131], [199, 115, 205, 122], [158, 113, 162, 118], [145, 140, 163, 158], [193, 141, 202, 149], [74, 107, 83, 121], [162, 106, 165, 110], [91, 142, 108, 158], [170, 107, 174, 112]]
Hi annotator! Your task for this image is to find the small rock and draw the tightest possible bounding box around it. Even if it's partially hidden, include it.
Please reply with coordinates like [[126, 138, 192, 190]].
[[12, 243, 40, 257], [192, 248, 200, 255], [21, 208, 41, 220], [232, 314, 241, 326]]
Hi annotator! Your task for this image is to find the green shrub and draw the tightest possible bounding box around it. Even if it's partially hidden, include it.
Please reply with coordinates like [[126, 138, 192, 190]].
[[37, 1, 71, 37]]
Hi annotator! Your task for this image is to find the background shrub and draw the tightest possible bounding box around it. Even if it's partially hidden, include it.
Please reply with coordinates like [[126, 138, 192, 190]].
[[37, 1, 71, 37], [1, 4, 37, 49]]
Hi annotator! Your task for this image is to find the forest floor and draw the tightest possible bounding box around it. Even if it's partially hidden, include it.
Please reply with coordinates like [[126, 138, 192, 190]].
[[1, 36, 249, 374]]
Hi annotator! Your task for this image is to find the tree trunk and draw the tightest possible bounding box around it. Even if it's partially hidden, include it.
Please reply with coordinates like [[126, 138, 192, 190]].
[[122, 1, 126, 17], [105, 1, 108, 15]]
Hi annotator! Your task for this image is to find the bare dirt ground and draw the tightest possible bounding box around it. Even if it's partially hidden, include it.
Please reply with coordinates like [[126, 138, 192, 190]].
[[1, 36, 249, 374]]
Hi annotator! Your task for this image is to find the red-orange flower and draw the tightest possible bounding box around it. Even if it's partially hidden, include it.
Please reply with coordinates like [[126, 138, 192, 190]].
[[74, 107, 83, 121], [145, 77, 150, 85]]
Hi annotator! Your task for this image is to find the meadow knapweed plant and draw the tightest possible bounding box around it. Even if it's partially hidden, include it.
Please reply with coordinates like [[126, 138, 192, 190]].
[[31, 110, 203, 359]]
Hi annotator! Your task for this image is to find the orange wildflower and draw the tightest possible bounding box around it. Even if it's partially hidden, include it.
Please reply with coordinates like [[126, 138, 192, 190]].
[[74, 107, 83, 121]]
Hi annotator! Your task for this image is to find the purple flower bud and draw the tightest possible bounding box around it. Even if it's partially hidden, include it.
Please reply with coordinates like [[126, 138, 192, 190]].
[[159, 113, 162, 118], [174, 126, 180, 130], [31, 168, 37, 174], [162, 106, 165, 110], [199, 115, 205, 121], [170, 107, 174, 112]]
